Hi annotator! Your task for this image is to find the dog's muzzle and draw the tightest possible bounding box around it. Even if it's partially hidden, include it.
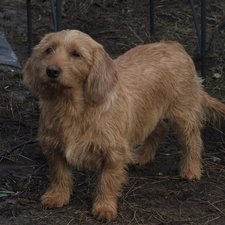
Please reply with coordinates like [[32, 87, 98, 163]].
[[46, 65, 61, 78]]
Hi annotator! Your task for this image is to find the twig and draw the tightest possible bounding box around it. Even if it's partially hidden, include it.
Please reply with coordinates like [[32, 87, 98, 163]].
[[207, 201, 225, 216], [0, 138, 39, 157], [128, 26, 144, 43], [66, 218, 75, 225], [208, 19, 225, 53]]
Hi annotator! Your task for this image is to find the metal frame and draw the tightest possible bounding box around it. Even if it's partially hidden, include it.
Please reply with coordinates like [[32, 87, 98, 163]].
[[26, 0, 62, 53], [26, 0, 206, 77], [149, 0, 206, 77]]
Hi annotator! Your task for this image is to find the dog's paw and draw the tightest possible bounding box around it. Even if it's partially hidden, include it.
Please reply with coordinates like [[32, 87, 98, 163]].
[[41, 188, 70, 208], [92, 203, 117, 222], [180, 169, 201, 180]]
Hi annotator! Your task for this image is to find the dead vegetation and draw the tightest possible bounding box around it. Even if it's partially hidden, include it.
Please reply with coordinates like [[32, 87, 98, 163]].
[[0, 0, 225, 224]]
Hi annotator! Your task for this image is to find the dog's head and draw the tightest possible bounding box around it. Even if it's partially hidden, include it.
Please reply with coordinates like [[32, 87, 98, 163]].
[[23, 30, 118, 105]]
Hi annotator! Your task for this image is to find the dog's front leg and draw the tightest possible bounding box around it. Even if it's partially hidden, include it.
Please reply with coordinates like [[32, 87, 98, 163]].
[[41, 150, 73, 208], [92, 162, 127, 222]]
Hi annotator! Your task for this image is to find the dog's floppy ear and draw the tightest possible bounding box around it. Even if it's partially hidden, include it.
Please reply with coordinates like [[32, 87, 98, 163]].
[[84, 45, 118, 106]]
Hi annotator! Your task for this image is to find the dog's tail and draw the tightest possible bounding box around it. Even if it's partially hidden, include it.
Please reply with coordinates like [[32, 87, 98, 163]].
[[202, 92, 225, 123]]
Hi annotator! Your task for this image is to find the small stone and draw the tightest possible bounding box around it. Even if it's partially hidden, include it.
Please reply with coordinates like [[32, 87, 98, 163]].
[[212, 73, 221, 79]]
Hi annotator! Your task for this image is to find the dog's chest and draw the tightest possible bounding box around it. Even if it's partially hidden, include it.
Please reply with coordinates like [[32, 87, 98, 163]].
[[65, 140, 105, 171], [40, 103, 115, 171]]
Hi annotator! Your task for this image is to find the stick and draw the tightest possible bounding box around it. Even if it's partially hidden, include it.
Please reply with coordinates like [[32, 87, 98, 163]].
[[0, 138, 39, 157]]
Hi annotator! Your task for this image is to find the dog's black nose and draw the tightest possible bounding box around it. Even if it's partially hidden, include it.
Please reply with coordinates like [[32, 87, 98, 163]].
[[46, 65, 61, 78]]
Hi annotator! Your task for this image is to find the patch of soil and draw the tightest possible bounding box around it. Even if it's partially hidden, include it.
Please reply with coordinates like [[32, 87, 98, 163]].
[[1, 0, 225, 224]]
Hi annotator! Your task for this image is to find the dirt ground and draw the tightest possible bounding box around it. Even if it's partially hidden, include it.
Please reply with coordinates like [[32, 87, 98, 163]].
[[0, 0, 225, 224]]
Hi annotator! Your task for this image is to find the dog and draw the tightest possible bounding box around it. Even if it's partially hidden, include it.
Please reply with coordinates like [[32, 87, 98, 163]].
[[23, 30, 225, 221]]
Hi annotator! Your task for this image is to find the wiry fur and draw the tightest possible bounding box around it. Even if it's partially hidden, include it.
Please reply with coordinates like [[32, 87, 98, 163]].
[[23, 30, 225, 222]]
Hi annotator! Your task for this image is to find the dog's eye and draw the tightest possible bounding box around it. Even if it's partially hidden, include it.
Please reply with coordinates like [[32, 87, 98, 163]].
[[71, 51, 80, 57], [45, 48, 53, 54]]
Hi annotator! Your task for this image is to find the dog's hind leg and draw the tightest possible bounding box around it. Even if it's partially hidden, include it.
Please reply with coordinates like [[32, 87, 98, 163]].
[[41, 150, 74, 207], [131, 120, 168, 165], [171, 107, 203, 180]]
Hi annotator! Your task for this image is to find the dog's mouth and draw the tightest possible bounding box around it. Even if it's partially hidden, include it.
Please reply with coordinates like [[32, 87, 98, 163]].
[[47, 78, 60, 84], [44, 78, 72, 89]]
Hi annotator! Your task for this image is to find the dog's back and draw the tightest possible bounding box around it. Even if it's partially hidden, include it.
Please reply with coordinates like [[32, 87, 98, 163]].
[[113, 41, 204, 146], [115, 40, 201, 103]]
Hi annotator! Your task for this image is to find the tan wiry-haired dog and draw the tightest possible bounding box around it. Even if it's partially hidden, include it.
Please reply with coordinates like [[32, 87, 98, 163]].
[[23, 30, 225, 221]]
